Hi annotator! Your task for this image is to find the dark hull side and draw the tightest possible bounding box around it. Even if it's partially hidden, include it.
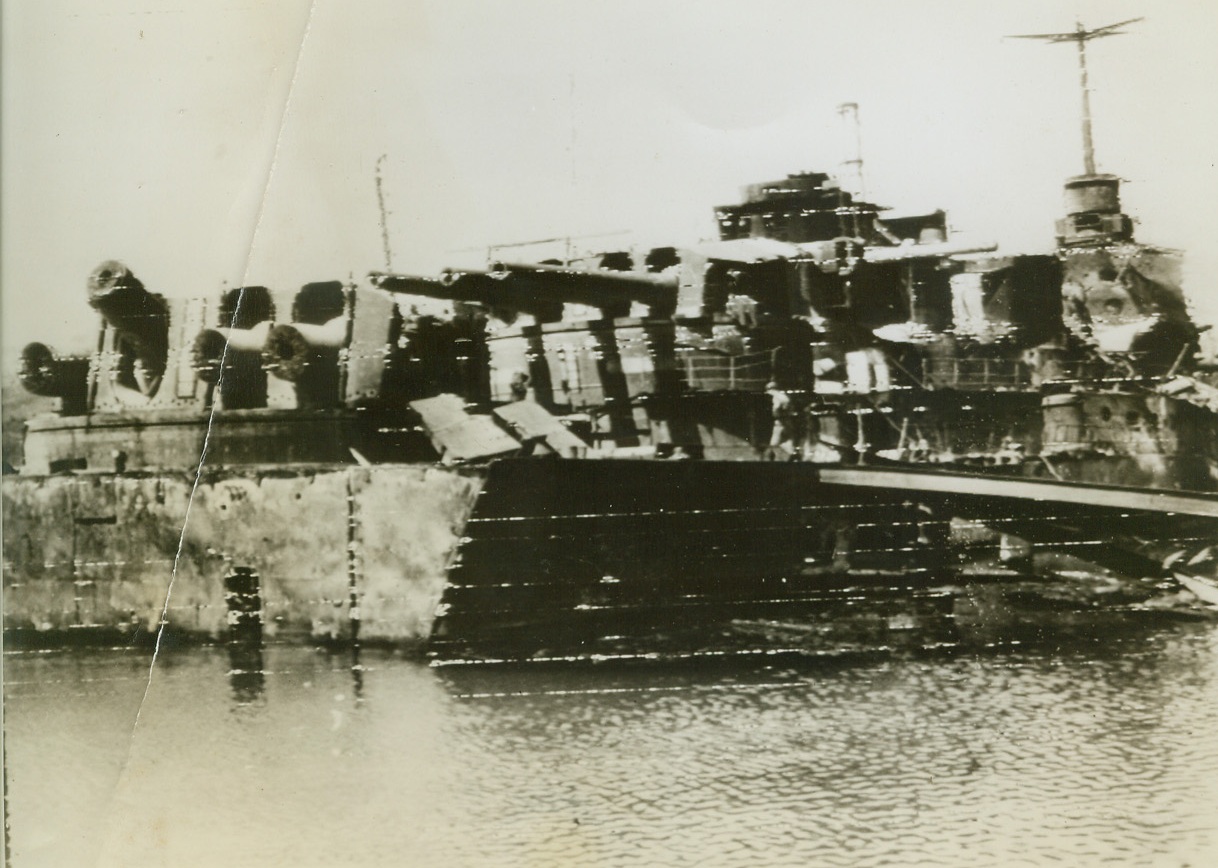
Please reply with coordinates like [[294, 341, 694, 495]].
[[430, 459, 1218, 662], [6, 457, 1214, 657]]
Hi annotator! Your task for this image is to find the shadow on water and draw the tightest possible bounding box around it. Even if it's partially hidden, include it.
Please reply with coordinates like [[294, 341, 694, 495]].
[[349, 645, 366, 704], [225, 567, 266, 706], [431, 583, 1218, 698], [428, 556, 1218, 664], [226, 636, 265, 706], [222, 566, 368, 709]]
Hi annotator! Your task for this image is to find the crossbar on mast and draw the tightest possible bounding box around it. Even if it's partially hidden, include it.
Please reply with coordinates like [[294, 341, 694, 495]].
[[1008, 18, 1143, 175]]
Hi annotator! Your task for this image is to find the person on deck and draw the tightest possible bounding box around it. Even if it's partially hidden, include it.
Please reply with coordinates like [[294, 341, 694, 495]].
[[509, 370, 530, 402], [766, 381, 798, 460]]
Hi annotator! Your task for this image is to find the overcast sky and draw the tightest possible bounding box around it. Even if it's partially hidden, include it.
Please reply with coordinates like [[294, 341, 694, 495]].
[[3, 0, 1216, 366]]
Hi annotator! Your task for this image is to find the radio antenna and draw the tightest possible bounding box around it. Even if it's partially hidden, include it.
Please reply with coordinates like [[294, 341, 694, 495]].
[[375, 154, 394, 271], [836, 102, 865, 199], [1008, 18, 1142, 175]]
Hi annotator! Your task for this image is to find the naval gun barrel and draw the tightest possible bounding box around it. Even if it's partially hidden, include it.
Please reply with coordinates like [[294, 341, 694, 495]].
[[370, 270, 565, 322], [190, 285, 278, 409], [261, 318, 348, 382], [371, 263, 678, 320], [488, 262, 678, 317], [19, 342, 90, 414], [859, 240, 999, 263], [191, 322, 272, 385], [86, 260, 169, 389], [371, 270, 503, 306]]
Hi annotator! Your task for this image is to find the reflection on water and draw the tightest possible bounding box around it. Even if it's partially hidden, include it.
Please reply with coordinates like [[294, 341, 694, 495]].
[[225, 566, 267, 707], [5, 616, 1218, 867]]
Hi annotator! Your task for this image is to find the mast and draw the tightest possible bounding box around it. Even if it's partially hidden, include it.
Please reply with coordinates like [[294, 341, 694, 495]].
[[1008, 18, 1142, 176], [836, 101, 865, 198], [835, 102, 866, 239], [375, 154, 393, 271]]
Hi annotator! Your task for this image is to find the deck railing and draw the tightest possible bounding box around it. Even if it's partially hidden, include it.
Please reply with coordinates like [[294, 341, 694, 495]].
[[678, 348, 777, 393], [921, 356, 1140, 391], [921, 358, 1033, 390], [1042, 424, 1171, 455]]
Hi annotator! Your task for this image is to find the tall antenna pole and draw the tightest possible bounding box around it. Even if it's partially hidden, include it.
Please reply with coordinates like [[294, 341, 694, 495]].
[[375, 154, 393, 271], [1074, 25, 1096, 175], [836, 101, 865, 198], [1008, 18, 1142, 176]]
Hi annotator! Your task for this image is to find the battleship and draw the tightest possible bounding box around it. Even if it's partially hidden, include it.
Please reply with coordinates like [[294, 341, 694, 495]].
[[4, 19, 1218, 661]]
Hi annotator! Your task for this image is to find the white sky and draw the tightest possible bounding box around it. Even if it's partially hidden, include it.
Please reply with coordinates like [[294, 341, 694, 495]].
[[3, 0, 1216, 365]]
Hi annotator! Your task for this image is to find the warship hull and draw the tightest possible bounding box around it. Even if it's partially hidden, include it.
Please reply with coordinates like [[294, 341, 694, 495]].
[[2, 462, 481, 647], [431, 457, 1218, 661], [10, 444, 1213, 661], [3, 455, 943, 652], [8, 90, 1218, 657]]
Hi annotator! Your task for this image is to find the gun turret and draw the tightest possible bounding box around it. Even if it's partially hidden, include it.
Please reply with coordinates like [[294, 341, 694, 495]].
[[19, 342, 90, 415], [86, 260, 169, 395]]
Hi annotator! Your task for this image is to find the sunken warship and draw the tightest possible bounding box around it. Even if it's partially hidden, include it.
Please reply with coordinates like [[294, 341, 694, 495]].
[[6, 24, 1218, 661]]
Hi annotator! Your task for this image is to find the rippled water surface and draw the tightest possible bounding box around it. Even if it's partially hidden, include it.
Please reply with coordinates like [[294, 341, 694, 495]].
[[6, 620, 1218, 867]]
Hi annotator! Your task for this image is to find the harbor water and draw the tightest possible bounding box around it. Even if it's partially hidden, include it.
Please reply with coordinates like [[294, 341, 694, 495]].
[[5, 614, 1218, 867]]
